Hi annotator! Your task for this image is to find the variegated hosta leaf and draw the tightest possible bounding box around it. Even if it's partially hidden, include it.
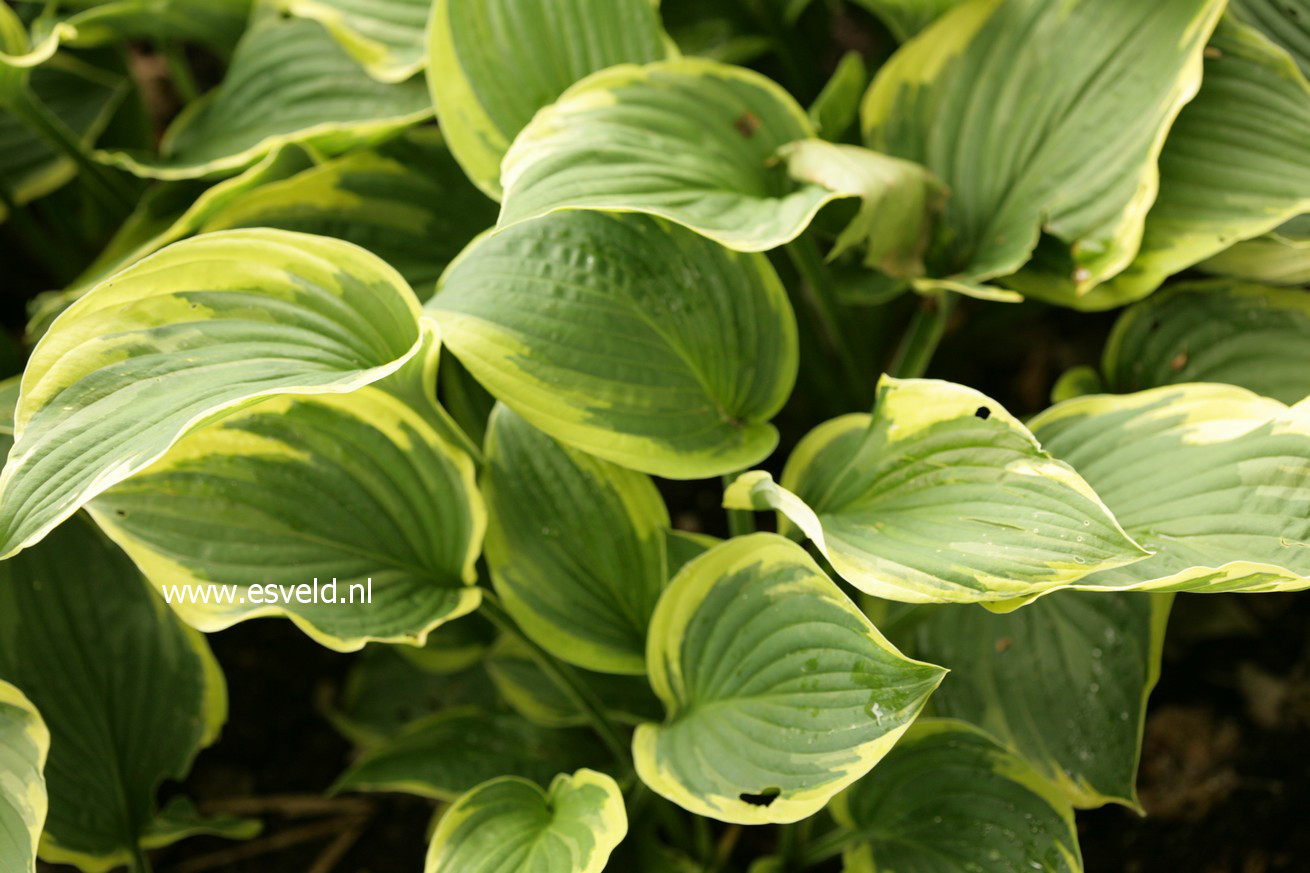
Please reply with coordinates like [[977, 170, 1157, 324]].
[[326, 643, 502, 747], [832, 719, 1083, 872], [0, 681, 47, 873], [781, 139, 944, 278], [848, 0, 963, 41], [723, 377, 1147, 605], [1232, 0, 1310, 75], [280, 0, 429, 82], [483, 405, 668, 673], [1048, 15, 1310, 308], [1200, 216, 1310, 285], [88, 325, 486, 651], [1103, 281, 1310, 404], [0, 57, 127, 222], [0, 516, 232, 868], [1029, 385, 1310, 594], [333, 710, 601, 801], [429, 210, 797, 479], [35, 0, 252, 56], [808, 51, 867, 140], [0, 228, 424, 560], [485, 635, 663, 729], [911, 593, 1170, 809], [31, 144, 319, 322], [634, 533, 945, 824], [98, 13, 431, 180], [498, 58, 844, 252], [425, 770, 626, 873], [860, 0, 1225, 299], [428, 0, 671, 198], [196, 130, 499, 298]]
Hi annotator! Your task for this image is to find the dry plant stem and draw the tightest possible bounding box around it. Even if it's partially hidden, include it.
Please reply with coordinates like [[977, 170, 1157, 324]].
[[168, 816, 366, 873]]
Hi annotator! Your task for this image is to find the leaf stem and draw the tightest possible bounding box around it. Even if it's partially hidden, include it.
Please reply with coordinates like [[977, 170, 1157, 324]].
[[129, 842, 153, 873], [722, 473, 756, 538], [795, 826, 854, 868], [887, 290, 954, 379], [786, 236, 864, 392], [160, 41, 200, 103], [479, 595, 632, 769], [9, 86, 135, 211]]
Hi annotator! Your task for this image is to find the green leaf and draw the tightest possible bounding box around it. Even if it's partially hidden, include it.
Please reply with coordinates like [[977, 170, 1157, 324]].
[[396, 611, 497, 674], [848, 0, 964, 41], [911, 593, 1170, 809], [860, 0, 1225, 297], [196, 130, 499, 299], [0, 57, 127, 221], [1232, 0, 1310, 75], [430, 210, 797, 478], [1103, 281, 1310, 404], [0, 228, 424, 560], [830, 719, 1083, 871], [723, 377, 1146, 605], [484, 635, 663, 728], [88, 325, 485, 651], [807, 50, 867, 140], [98, 13, 431, 179], [633, 533, 945, 824], [427, 0, 672, 198], [483, 404, 668, 673], [334, 710, 601, 802], [280, 0, 429, 82], [0, 516, 230, 868], [28, 143, 320, 333], [142, 797, 260, 850], [42, 0, 252, 56], [1199, 216, 1310, 285], [1028, 15, 1310, 308], [424, 769, 626, 873], [498, 58, 841, 251], [0, 681, 47, 873], [781, 139, 944, 277], [327, 645, 503, 747], [1029, 385, 1310, 594]]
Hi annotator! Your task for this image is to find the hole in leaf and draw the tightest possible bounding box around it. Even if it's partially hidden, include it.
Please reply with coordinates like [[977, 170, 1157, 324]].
[[738, 787, 781, 807], [974, 406, 991, 420]]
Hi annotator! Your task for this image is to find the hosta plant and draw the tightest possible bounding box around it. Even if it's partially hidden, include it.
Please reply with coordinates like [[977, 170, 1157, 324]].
[[2, 0, 1309, 871]]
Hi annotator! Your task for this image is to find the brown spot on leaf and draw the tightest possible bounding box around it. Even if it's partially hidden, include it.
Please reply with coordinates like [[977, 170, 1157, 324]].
[[734, 112, 760, 138]]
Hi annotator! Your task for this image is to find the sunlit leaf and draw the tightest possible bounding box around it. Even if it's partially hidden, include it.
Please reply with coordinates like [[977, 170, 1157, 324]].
[[724, 377, 1146, 605], [0, 228, 424, 560], [634, 533, 945, 824], [430, 210, 797, 478], [280, 0, 429, 82], [424, 769, 626, 873], [427, 0, 672, 197], [0, 681, 47, 873]]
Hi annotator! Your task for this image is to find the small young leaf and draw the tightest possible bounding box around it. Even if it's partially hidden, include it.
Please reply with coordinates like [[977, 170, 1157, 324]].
[[724, 377, 1146, 605], [483, 405, 669, 674], [0, 681, 47, 873], [634, 533, 945, 824], [831, 719, 1083, 871], [424, 769, 626, 873], [431, 210, 797, 478]]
